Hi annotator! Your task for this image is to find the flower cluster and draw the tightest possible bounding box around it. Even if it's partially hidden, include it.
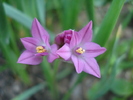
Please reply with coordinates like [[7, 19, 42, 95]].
[[17, 18, 106, 78]]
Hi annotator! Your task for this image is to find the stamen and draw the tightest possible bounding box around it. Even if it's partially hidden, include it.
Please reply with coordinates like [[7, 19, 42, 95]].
[[76, 47, 85, 54], [36, 46, 46, 53]]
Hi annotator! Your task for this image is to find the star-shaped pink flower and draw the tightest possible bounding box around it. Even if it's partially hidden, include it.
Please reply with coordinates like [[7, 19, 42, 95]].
[[17, 18, 59, 65], [56, 21, 106, 78]]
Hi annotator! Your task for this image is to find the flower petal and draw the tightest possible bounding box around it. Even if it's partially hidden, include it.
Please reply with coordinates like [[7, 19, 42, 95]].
[[55, 32, 65, 46], [17, 50, 43, 65], [71, 55, 84, 73], [56, 44, 71, 60], [21, 37, 40, 52], [47, 44, 59, 63], [31, 18, 49, 43], [35, 52, 48, 56], [83, 42, 106, 58], [83, 58, 101, 78], [70, 30, 79, 48], [78, 21, 93, 43], [42, 35, 50, 48]]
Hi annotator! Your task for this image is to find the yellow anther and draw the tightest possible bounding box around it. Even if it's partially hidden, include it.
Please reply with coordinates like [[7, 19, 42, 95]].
[[76, 47, 85, 54], [36, 46, 46, 53]]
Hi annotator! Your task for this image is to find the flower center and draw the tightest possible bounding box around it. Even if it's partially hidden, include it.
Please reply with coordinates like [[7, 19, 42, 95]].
[[36, 46, 46, 53], [76, 47, 85, 54]]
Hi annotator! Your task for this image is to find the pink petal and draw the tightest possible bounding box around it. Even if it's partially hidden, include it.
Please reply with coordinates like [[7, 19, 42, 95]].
[[56, 44, 71, 60], [42, 35, 50, 48], [55, 32, 64, 46], [78, 21, 93, 43], [83, 42, 106, 58], [70, 30, 79, 48], [35, 52, 48, 56], [17, 50, 43, 65], [21, 37, 39, 52], [47, 44, 59, 63], [71, 55, 84, 73], [83, 58, 101, 78], [31, 18, 49, 43]]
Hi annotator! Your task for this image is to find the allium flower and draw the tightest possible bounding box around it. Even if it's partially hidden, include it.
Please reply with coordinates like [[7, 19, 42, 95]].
[[55, 30, 73, 47], [56, 21, 106, 78], [17, 18, 58, 65]]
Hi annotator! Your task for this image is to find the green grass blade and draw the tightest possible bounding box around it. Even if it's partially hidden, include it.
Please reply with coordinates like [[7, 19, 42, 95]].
[[85, 0, 95, 28], [0, 41, 30, 84], [94, 0, 125, 46], [3, 3, 32, 29], [87, 54, 126, 100], [122, 8, 133, 29], [62, 72, 87, 100], [3, 2, 54, 41], [0, 1, 9, 43], [61, 0, 81, 30], [36, 0, 46, 26], [12, 82, 46, 100], [87, 25, 124, 100], [41, 58, 59, 99], [0, 1, 30, 84]]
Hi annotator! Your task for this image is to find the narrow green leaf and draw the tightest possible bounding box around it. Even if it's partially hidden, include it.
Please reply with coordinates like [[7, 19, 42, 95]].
[[85, 0, 95, 28], [62, 72, 87, 100], [3, 3, 54, 41], [36, 0, 46, 26], [122, 8, 133, 29], [41, 58, 59, 99], [0, 1, 30, 84], [87, 25, 125, 100], [3, 3, 32, 29], [12, 83, 46, 100], [0, 1, 9, 43], [0, 41, 30, 84], [94, 0, 125, 46], [87, 54, 126, 100], [61, 0, 81, 30]]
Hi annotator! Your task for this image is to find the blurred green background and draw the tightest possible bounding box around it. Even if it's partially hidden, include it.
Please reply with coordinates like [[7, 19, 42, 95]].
[[0, 0, 133, 100]]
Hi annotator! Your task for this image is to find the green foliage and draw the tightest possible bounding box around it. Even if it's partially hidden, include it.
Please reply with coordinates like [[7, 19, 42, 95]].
[[0, 0, 9, 43], [4, 3, 32, 29], [60, 0, 82, 30], [111, 79, 133, 96], [12, 83, 46, 100], [85, 0, 95, 28], [94, 0, 125, 46], [1, 0, 133, 100]]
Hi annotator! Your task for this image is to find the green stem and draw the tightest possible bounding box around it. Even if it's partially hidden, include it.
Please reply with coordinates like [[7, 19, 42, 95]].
[[41, 58, 59, 100]]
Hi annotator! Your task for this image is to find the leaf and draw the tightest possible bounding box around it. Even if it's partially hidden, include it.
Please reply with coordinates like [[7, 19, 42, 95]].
[[85, 0, 95, 28], [3, 2, 54, 41], [3, 3, 32, 29], [36, 0, 46, 26], [61, 0, 81, 30], [94, 0, 126, 46], [0, 1, 9, 43], [111, 79, 133, 96], [87, 54, 126, 100], [12, 83, 46, 100]]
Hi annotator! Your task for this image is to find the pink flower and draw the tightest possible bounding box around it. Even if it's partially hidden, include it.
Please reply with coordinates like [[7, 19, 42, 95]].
[[17, 18, 58, 65], [55, 30, 73, 47], [56, 21, 106, 78]]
